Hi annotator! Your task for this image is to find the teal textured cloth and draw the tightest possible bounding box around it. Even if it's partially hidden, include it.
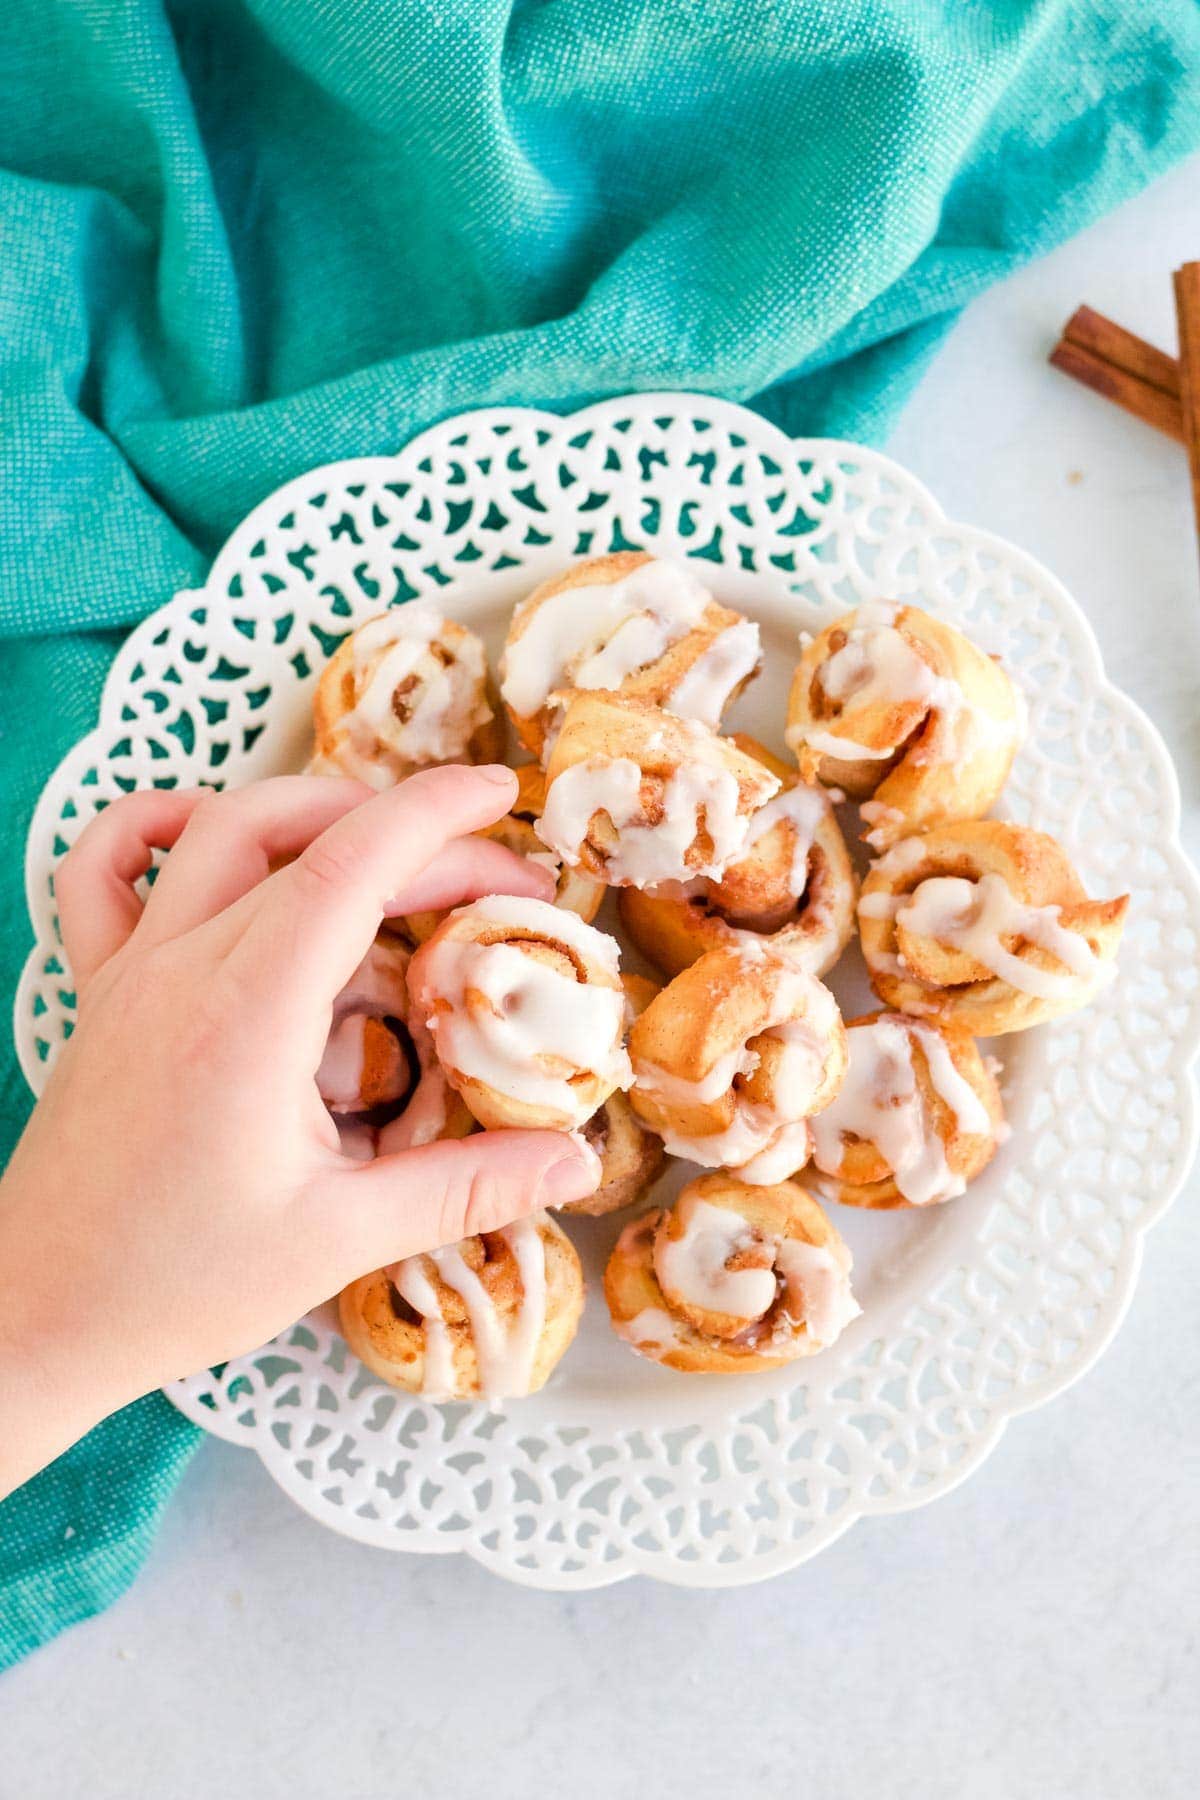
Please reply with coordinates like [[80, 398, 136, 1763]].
[[1, 0, 1198, 1669]]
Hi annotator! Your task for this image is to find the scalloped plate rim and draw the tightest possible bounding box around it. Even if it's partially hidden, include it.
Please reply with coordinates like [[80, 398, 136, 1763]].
[[13, 393, 1200, 1590]]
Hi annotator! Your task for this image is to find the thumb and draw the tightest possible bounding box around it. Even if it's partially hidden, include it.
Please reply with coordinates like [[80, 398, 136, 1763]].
[[314, 1129, 601, 1280]]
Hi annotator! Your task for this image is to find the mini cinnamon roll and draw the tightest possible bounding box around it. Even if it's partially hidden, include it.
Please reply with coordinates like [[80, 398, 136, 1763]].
[[537, 692, 779, 890], [502, 764, 606, 923], [859, 821, 1128, 1034], [340, 1213, 584, 1400], [407, 895, 632, 1131], [317, 933, 475, 1144], [563, 975, 666, 1217], [627, 940, 847, 1184], [785, 602, 1024, 849], [316, 935, 417, 1118], [810, 1011, 1005, 1208], [312, 603, 502, 787], [604, 1174, 859, 1371], [499, 551, 762, 759], [618, 735, 857, 977]]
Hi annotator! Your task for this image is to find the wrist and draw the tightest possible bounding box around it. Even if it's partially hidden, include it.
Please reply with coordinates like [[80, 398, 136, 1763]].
[[0, 1165, 143, 1498]]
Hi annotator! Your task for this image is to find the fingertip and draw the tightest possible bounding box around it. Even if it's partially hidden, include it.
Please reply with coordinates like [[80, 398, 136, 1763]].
[[532, 1131, 603, 1208], [476, 763, 518, 784]]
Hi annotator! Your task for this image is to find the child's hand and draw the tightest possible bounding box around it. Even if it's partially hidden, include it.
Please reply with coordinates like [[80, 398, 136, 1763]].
[[0, 765, 599, 1494]]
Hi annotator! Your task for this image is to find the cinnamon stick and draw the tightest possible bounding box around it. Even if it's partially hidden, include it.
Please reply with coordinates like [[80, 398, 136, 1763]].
[[1172, 264, 1200, 548], [1049, 306, 1183, 443]]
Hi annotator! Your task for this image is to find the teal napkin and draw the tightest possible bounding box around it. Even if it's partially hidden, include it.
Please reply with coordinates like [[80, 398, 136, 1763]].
[[2, 0, 1198, 1669]]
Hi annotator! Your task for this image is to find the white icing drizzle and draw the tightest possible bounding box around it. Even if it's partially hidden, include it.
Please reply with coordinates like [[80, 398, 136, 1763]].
[[647, 1200, 859, 1353], [317, 1013, 375, 1112], [859, 801, 905, 851], [787, 721, 895, 762], [333, 605, 491, 777], [391, 1255, 457, 1396], [654, 1200, 777, 1318], [740, 783, 827, 895], [734, 1120, 816, 1186], [664, 618, 762, 728], [773, 1238, 861, 1349], [376, 1067, 451, 1151], [810, 1016, 991, 1206], [461, 893, 624, 972], [390, 1216, 550, 1402], [871, 835, 929, 880], [896, 873, 1108, 1000], [819, 619, 935, 708], [788, 605, 1014, 771], [318, 938, 411, 1112], [415, 896, 630, 1124], [500, 559, 712, 718], [614, 1307, 684, 1351], [538, 755, 768, 888], [633, 962, 840, 1179]]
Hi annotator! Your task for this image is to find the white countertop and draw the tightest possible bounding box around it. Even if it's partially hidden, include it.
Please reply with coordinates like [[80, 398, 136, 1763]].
[[3, 157, 1197, 1800]]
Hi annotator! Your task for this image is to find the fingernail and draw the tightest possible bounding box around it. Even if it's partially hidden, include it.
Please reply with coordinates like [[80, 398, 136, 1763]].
[[476, 765, 517, 787], [538, 1143, 602, 1208]]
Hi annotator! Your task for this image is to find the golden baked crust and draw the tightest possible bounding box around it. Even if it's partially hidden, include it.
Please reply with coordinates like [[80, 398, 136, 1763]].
[[809, 1009, 1004, 1209], [617, 734, 857, 978], [604, 1174, 857, 1372], [538, 691, 778, 889], [785, 602, 1022, 848], [563, 974, 665, 1217], [406, 895, 630, 1132], [340, 1215, 584, 1398], [626, 940, 846, 1183], [500, 552, 758, 758], [313, 610, 503, 785], [859, 820, 1128, 1034]]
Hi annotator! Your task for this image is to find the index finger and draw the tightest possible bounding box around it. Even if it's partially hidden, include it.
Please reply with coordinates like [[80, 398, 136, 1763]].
[[224, 763, 518, 1010], [56, 789, 206, 989]]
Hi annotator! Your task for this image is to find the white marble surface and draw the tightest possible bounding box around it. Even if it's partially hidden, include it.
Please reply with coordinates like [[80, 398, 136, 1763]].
[[3, 158, 1198, 1800]]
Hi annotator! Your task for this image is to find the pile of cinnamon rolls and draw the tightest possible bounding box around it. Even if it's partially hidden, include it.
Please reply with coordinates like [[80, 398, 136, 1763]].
[[308, 552, 1128, 1402]]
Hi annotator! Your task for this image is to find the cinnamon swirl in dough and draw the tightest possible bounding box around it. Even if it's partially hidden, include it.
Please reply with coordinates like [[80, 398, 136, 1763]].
[[810, 1011, 1004, 1208], [785, 602, 1024, 848], [618, 735, 857, 977], [604, 1174, 859, 1371], [499, 552, 761, 759], [537, 692, 779, 889], [312, 603, 502, 787], [627, 940, 847, 1184], [340, 1213, 584, 1400], [407, 895, 632, 1131], [316, 932, 474, 1145], [564, 975, 666, 1217], [859, 821, 1128, 1033], [316, 934, 416, 1118]]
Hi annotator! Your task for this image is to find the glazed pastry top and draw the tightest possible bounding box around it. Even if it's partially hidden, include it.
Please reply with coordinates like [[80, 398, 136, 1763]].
[[650, 1197, 858, 1351], [537, 694, 779, 889], [809, 1014, 998, 1207], [863, 864, 1109, 1001], [410, 895, 632, 1120], [500, 556, 760, 736], [628, 939, 846, 1185], [389, 1215, 550, 1401], [323, 605, 493, 784], [785, 600, 1025, 850], [605, 1175, 861, 1369]]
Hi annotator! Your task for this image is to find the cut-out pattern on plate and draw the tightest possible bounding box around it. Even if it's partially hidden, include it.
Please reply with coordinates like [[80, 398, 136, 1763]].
[[14, 396, 1200, 1589]]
